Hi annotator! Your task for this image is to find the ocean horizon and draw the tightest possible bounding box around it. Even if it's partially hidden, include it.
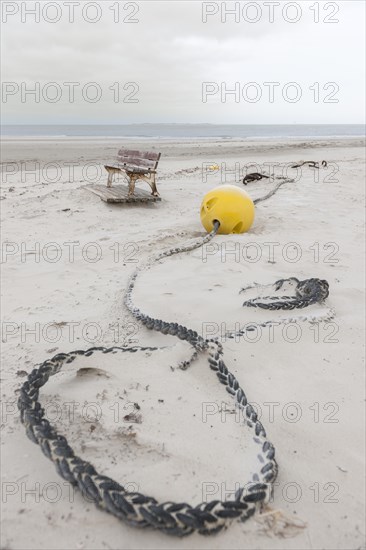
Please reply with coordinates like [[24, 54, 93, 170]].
[[1, 124, 365, 140]]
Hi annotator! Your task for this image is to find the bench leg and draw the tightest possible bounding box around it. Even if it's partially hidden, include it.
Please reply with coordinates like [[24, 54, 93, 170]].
[[127, 174, 138, 197], [139, 173, 159, 196], [105, 167, 121, 188], [106, 171, 114, 188], [149, 174, 159, 197], [125, 172, 159, 197]]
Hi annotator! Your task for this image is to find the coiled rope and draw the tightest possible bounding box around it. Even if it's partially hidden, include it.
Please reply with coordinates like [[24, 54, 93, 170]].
[[241, 277, 330, 311]]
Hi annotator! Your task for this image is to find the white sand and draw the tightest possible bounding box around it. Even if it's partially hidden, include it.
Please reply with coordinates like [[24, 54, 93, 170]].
[[1, 137, 365, 550]]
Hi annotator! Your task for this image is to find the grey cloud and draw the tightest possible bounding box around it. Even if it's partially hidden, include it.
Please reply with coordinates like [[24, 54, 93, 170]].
[[1, 0, 365, 123]]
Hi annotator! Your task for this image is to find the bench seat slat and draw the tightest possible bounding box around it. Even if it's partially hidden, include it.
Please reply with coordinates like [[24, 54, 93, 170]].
[[105, 163, 156, 174], [117, 156, 156, 168], [118, 149, 160, 161]]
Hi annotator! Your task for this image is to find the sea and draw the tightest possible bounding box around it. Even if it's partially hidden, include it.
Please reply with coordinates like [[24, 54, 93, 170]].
[[1, 124, 365, 140]]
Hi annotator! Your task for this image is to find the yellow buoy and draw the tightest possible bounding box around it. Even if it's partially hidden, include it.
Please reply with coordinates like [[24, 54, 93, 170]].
[[200, 185, 255, 235]]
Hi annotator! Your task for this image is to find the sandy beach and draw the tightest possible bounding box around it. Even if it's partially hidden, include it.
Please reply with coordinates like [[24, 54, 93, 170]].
[[1, 136, 365, 550]]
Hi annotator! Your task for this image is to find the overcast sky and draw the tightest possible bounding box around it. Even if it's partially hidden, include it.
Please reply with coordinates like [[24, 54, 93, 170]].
[[1, 0, 365, 124]]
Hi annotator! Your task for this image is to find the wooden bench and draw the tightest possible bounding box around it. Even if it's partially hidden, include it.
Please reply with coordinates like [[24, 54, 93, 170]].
[[104, 148, 161, 197]]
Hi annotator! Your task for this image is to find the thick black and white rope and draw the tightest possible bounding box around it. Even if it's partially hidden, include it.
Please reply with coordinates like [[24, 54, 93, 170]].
[[18, 222, 279, 537], [18, 178, 318, 536], [240, 277, 330, 311]]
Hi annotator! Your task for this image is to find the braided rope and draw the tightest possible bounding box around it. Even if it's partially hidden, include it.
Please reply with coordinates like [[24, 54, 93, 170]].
[[243, 172, 270, 185], [241, 277, 329, 311], [18, 222, 278, 537], [253, 178, 294, 205], [291, 160, 328, 169], [227, 278, 333, 339], [17, 180, 320, 536]]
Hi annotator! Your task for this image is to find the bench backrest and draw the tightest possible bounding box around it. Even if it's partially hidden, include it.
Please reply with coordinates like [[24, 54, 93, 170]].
[[117, 148, 161, 170]]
